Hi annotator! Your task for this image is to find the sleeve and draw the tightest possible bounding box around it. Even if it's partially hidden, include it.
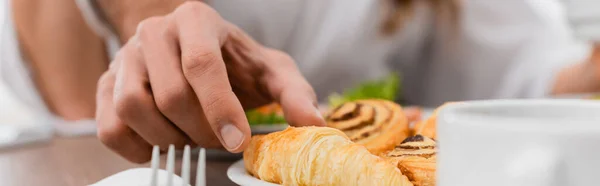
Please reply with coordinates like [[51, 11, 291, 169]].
[[433, 0, 592, 99], [560, 0, 600, 42]]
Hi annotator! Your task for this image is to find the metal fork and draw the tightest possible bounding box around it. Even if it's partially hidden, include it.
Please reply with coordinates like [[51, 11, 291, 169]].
[[149, 145, 206, 186]]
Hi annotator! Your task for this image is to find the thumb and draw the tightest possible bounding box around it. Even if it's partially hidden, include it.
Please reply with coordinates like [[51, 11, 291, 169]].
[[261, 49, 326, 127]]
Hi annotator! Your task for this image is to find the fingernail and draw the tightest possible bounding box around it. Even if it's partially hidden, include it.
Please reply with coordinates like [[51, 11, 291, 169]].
[[220, 124, 244, 150]]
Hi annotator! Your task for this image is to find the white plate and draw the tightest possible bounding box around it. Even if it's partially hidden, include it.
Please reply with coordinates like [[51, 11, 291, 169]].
[[227, 160, 280, 186]]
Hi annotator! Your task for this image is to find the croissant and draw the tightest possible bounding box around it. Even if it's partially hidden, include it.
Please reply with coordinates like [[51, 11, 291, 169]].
[[326, 99, 410, 155], [384, 135, 437, 186], [244, 126, 413, 186]]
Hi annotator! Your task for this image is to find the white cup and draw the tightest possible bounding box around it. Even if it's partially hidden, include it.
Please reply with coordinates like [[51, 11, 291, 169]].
[[437, 99, 600, 186]]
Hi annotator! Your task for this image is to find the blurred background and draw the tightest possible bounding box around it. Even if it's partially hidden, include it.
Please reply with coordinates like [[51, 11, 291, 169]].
[[0, 0, 599, 185]]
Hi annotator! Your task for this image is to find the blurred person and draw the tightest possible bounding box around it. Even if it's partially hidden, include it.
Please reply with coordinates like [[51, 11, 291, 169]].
[[2, 1, 108, 118], [0, 0, 107, 134], [1, 0, 599, 162]]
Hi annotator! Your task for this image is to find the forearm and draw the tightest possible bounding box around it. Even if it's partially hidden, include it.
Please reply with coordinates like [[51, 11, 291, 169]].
[[96, 0, 191, 43], [552, 44, 600, 95], [13, 0, 109, 120]]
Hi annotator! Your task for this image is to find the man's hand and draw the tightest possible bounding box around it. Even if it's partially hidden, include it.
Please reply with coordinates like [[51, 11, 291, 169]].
[[96, 2, 325, 163]]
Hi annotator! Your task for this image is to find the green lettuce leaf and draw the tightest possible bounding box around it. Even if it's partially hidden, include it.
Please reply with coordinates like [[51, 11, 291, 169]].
[[246, 73, 402, 125], [245, 109, 286, 125], [328, 73, 401, 108]]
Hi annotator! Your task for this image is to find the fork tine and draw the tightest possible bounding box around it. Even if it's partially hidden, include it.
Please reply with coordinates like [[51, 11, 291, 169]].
[[195, 148, 206, 186], [150, 146, 160, 186], [166, 145, 175, 186], [181, 145, 191, 186]]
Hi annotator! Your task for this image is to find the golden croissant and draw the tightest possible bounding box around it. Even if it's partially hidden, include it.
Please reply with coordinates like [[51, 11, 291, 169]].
[[384, 135, 437, 186], [244, 126, 413, 186], [326, 99, 410, 155]]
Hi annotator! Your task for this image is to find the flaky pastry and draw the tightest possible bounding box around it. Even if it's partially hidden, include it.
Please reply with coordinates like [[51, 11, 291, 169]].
[[244, 126, 413, 186]]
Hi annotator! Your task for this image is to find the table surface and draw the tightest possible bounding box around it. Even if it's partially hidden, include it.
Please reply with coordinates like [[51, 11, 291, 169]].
[[0, 136, 238, 186]]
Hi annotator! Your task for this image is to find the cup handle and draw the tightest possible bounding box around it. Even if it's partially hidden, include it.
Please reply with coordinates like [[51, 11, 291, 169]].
[[505, 147, 563, 186]]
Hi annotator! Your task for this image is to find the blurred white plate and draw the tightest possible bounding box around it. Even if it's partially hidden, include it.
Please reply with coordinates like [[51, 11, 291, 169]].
[[227, 160, 280, 186]]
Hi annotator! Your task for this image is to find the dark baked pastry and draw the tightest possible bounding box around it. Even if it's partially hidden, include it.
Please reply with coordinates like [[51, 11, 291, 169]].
[[385, 135, 437, 186], [326, 99, 410, 155]]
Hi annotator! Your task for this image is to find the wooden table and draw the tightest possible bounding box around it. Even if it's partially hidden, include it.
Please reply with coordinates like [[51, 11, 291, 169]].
[[0, 136, 238, 186]]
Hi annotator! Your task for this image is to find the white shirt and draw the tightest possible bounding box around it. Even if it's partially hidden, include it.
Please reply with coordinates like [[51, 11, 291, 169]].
[[0, 0, 596, 116], [1, 0, 49, 112], [207, 0, 592, 106], [561, 0, 600, 41]]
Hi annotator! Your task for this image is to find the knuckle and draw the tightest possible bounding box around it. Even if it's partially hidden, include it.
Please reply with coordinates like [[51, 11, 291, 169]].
[[181, 48, 221, 77], [154, 84, 191, 115], [96, 119, 128, 150], [97, 125, 151, 164], [137, 17, 163, 31], [267, 49, 296, 68], [272, 49, 294, 62], [175, 2, 217, 17], [136, 16, 165, 40], [173, 2, 222, 26], [113, 86, 150, 120], [95, 106, 153, 164], [97, 72, 114, 92], [203, 90, 233, 113]]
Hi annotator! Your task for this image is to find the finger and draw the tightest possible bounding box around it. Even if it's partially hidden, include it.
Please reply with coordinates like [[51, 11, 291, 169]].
[[138, 16, 220, 148], [218, 20, 324, 127], [96, 65, 153, 163], [174, 3, 251, 153], [260, 49, 326, 127], [112, 37, 189, 150], [403, 106, 423, 124]]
